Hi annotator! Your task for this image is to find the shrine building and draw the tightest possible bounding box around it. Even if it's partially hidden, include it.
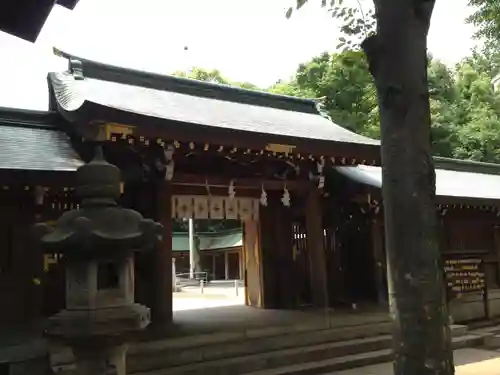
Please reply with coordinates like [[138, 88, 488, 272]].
[[0, 50, 499, 332]]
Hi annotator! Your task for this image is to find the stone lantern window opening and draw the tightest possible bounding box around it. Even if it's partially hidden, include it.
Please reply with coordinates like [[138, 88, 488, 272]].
[[98, 261, 120, 290]]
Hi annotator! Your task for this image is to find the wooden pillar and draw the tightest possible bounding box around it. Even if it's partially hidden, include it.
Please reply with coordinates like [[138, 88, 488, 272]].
[[27, 195, 44, 323], [258, 197, 296, 309], [305, 188, 329, 308], [152, 181, 173, 327], [274, 203, 295, 308], [325, 220, 345, 307], [259, 203, 277, 308], [371, 218, 387, 306], [243, 220, 263, 307], [212, 254, 216, 280], [224, 251, 229, 280], [258, 200, 286, 308], [243, 198, 295, 309], [238, 249, 244, 280], [494, 225, 500, 286]]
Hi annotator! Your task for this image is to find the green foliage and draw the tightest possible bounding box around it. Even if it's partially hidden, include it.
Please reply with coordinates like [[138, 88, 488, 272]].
[[172, 49, 500, 164], [172, 67, 258, 89], [462, 43, 500, 81], [451, 61, 500, 162], [286, 0, 376, 50], [269, 51, 378, 137], [173, 67, 229, 84], [467, 0, 500, 45], [276, 49, 500, 164]]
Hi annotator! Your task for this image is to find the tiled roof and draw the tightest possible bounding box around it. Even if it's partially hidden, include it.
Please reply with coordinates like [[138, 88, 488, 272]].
[[47, 52, 379, 148], [0, 108, 83, 172]]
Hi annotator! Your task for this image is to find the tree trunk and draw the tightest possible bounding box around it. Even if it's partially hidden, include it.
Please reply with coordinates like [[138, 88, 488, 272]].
[[362, 1, 454, 374]]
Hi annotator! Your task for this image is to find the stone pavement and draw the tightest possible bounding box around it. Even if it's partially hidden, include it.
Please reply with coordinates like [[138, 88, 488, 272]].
[[173, 292, 245, 311], [329, 348, 500, 375], [170, 304, 388, 335], [172, 282, 246, 311]]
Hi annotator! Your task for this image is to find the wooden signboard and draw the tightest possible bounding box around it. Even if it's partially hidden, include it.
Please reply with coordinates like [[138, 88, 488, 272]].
[[443, 257, 488, 318]]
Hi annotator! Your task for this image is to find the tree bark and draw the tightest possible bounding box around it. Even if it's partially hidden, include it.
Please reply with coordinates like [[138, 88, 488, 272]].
[[362, 1, 454, 374]]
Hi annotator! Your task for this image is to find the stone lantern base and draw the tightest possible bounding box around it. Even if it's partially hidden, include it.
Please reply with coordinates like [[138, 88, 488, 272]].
[[71, 343, 127, 375], [45, 304, 150, 339], [45, 304, 150, 375]]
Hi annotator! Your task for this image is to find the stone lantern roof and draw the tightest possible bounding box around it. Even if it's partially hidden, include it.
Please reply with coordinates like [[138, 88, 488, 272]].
[[36, 145, 162, 259]]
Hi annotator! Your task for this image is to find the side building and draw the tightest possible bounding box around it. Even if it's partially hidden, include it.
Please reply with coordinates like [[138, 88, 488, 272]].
[[329, 157, 500, 321], [0, 107, 82, 326], [172, 228, 243, 281]]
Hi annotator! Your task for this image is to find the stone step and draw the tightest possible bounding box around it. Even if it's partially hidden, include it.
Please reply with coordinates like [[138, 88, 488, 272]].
[[132, 316, 392, 354], [132, 334, 393, 375], [127, 323, 466, 372], [127, 322, 393, 373], [51, 332, 485, 375], [240, 334, 486, 375], [451, 324, 468, 338], [483, 334, 500, 348], [246, 349, 393, 375], [50, 322, 469, 375], [50, 321, 393, 374]]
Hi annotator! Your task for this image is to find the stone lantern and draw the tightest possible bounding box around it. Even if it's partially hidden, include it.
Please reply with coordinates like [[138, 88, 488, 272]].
[[35, 145, 162, 375]]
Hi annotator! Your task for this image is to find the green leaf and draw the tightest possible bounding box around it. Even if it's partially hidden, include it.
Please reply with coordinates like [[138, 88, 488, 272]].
[[296, 0, 308, 10], [285, 7, 293, 19]]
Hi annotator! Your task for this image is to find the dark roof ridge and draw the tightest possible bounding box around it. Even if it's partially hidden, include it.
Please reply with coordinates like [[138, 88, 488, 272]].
[[434, 156, 500, 175], [0, 107, 61, 130], [0, 107, 55, 116], [196, 228, 243, 236], [172, 229, 242, 238], [52, 48, 320, 114]]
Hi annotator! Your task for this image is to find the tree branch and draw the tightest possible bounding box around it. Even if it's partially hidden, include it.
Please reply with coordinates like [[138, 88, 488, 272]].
[[361, 34, 380, 78]]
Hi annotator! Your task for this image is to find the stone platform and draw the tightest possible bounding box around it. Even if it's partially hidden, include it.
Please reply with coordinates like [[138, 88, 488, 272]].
[[49, 306, 487, 375], [329, 348, 500, 375], [3, 305, 498, 375], [165, 304, 390, 337]]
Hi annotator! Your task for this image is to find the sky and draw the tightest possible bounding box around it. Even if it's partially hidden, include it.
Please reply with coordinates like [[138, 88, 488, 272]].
[[0, 0, 478, 111]]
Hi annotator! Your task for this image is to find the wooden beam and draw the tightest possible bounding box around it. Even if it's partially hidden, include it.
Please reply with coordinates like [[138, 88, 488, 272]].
[[172, 173, 310, 191], [0, 170, 77, 187], [171, 185, 261, 197], [84, 107, 381, 163]]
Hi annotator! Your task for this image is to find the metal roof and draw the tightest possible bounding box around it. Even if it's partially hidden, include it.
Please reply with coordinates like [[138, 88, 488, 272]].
[[172, 231, 242, 252], [49, 71, 377, 146], [336, 165, 500, 200], [0, 109, 83, 172], [48, 55, 379, 147]]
